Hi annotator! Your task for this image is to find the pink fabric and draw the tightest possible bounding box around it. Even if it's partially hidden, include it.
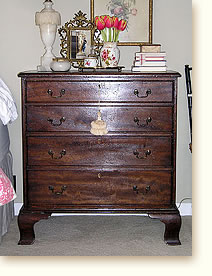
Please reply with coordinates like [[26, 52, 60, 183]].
[[0, 168, 16, 206]]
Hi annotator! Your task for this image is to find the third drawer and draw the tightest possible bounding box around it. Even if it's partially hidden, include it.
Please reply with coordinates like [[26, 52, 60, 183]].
[[27, 136, 172, 167]]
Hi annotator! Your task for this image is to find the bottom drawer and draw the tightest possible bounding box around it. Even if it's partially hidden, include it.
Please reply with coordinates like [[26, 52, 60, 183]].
[[27, 170, 172, 207]]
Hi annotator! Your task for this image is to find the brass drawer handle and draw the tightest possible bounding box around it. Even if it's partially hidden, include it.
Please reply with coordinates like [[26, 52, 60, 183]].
[[48, 149, 66, 159], [133, 185, 151, 194], [48, 185, 67, 196], [134, 89, 152, 98], [47, 116, 66, 126], [133, 185, 139, 194], [134, 116, 152, 127], [47, 89, 66, 98], [133, 149, 151, 159], [145, 186, 151, 193]]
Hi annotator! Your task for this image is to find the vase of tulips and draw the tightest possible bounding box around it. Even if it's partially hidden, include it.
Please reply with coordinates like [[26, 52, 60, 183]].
[[95, 15, 127, 68]]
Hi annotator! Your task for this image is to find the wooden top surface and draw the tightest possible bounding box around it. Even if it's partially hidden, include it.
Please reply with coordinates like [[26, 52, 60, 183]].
[[18, 70, 181, 78]]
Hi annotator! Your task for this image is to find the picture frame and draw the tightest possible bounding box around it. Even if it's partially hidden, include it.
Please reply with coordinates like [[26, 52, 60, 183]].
[[58, 10, 94, 67], [90, 0, 153, 46]]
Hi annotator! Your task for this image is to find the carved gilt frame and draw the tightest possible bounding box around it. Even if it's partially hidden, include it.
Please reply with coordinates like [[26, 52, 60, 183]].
[[90, 0, 153, 46]]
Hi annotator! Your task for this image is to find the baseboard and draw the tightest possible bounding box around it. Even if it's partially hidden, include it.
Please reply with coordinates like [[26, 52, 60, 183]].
[[14, 203, 192, 217], [14, 203, 24, 216]]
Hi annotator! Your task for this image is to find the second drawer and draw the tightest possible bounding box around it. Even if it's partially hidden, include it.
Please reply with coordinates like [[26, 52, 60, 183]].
[[27, 106, 172, 133]]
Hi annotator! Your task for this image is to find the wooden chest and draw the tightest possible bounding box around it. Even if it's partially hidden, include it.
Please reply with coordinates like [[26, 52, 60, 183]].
[[18, 70, 181, 245]]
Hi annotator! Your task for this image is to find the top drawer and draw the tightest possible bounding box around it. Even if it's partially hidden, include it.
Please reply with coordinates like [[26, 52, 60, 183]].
[[26, 81, 173, 103]]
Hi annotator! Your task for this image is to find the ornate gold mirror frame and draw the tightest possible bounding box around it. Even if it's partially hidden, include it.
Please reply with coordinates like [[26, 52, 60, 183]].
[[58, 10, 94, 67]]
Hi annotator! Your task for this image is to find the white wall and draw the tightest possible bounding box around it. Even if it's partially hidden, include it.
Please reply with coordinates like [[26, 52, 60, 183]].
[[0, 0, 192, 204]]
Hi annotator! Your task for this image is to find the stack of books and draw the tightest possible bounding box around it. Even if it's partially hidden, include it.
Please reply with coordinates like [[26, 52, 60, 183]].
[[131, 45, 167, 72]]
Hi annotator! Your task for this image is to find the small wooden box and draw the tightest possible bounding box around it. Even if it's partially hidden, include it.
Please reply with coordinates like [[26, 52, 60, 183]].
[[140, 44, 161, 53]]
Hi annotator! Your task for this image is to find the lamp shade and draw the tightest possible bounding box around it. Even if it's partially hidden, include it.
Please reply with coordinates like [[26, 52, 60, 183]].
[[35, 0, 61, 26]]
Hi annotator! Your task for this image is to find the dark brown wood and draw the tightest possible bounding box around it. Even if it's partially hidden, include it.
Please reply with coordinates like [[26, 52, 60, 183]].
[[27, 136, 171, 166], [149, 212, 182, 246], [26, 106, 172, 133], [26, 79, 173, 103], [18, 70, 181, 245], [18, 207, 51, 245], [27, 170, 172, 207], [189, 143, 192, 153]]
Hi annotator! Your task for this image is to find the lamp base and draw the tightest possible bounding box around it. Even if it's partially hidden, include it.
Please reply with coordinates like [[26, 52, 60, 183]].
[[38, 55, 55, 71], [37, 65, 48, 72]]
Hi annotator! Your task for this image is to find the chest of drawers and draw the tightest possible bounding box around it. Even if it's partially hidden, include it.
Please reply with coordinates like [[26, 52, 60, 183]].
[[18, 70, 181, 246]]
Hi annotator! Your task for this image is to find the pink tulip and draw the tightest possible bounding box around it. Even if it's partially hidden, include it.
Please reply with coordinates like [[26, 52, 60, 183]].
[[112, 16, 119, 29], [94, 16, 99, 25], [105, 16, 114, 28], [100, 15, 110, 23], [95, 14, 127, 42], [95, 16, 105, 31], [117, 19, 127, 31]]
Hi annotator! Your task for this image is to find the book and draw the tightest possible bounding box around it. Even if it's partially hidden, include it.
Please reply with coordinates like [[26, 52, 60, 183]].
[[140, 44, 161, 53], [135, 52, 166, 58], [135, 53, 166, 62], [131, 66, 167, 72], [135, 56, 166, 61], [133, 60, 166, 67]]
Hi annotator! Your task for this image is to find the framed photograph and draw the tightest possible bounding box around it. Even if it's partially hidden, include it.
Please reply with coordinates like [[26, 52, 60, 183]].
[[90, 0, 153, 45]]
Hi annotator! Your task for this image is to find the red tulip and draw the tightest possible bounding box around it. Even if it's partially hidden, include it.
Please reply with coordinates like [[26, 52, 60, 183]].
[[118, 19, 127, 31], [105, 16, 114, 28], [95, 14, 127, 42], [100, 15, 110, 23], [112, 16, 119, 29], [94, 16, 99, 25], [95, 16, 105, 31]]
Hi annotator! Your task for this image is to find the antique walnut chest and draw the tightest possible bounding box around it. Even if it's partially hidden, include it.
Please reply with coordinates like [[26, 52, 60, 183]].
[[18, 70, 181, 245]]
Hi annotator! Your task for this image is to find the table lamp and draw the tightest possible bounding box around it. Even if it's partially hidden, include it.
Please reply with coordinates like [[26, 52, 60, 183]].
[[35, 0, 61, 71]]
